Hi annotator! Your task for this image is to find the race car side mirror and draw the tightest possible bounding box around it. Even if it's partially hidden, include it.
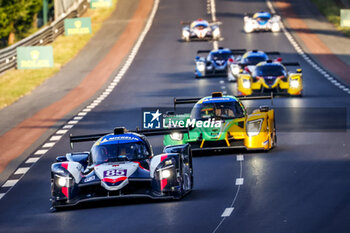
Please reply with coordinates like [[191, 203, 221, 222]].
[[259, 106, 269, 112], [56, 156, 67, 162], [296, 68, 302, 73], [276, 57, 282, 62]]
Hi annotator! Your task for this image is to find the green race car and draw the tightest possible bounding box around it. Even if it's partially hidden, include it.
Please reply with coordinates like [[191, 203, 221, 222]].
[[163, 92, 276, 151]]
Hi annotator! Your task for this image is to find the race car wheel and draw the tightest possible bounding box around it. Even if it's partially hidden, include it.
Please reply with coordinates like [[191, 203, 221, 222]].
[[272, 116, 277, 148]]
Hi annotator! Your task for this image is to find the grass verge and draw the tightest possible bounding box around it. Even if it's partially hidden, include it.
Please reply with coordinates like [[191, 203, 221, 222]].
[[311, 0, 350, 37], [0, 1, 117, 110]]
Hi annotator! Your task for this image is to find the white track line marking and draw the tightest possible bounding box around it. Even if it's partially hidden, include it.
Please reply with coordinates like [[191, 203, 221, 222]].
[[34, 149, 48, 155], [266, 0, 349, 94], [235, 178, 244, 185], [213, 155, 243, 233], [78, 112, 87, 116], [25, 157, 40, 163], [14, 167, 30, 175], [236, 154, 244, 161], [0, 193, 5, 200], [2, 180, 18, 187], [56, 130, 68, 135], [68, 120, 78, 124], [221, 207, 234, 217], [73, 117, 83, 120], [42, 142, 56, 148], [50, 135, 62, 141], [63, 125, 74, 129]]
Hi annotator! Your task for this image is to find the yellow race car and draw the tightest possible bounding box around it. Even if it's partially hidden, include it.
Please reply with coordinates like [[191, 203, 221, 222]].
[[237, 60, 303, 96], [163, 92, 276, 151]]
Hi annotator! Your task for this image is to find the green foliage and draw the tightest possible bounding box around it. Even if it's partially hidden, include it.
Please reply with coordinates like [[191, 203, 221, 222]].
[[0, 0, 43, 44], [311, 0, 350, 37]]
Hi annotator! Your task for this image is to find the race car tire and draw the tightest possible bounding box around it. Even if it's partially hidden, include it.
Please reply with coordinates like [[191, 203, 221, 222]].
[[272, 115, 277, 148], [173, 172, 192, 200]]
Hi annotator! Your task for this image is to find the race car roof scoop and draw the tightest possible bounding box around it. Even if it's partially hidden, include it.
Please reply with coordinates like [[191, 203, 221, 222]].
[[212, 92, 223, 98], [173, 97, 202, 111], [114, 127, 126, 135]]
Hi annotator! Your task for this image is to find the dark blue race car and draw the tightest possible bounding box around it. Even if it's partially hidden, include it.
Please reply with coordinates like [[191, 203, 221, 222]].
[[50, 127, 193, 209], [228, 50, 280, 82], [194, 48, 246, 78]]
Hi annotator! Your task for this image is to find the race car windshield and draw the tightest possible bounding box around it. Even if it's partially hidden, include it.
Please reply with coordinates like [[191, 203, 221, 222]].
[[211, 52, 232, 61], [91, 142, 149, 164], [193, 24, 208, 29], [243, 56, 267, 65], [191, 101, 245, 120], [256, 16, 270, 21], [254, 65, 286, 77]]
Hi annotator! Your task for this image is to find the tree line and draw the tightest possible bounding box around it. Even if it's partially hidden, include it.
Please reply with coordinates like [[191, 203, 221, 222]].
[[0, 0, 54, 48]]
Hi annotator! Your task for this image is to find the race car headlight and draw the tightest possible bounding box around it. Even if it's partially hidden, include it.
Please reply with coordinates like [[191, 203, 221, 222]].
[[231, 65, 240, 75], [55, 175, 72, 187], [182, 30, 190, 37], [196, 62, 206, 72], [242, 79, 251, 89], [271, 23, 280, 32], [246, 119, 263, 137], [161, 169, 171, 179], [213, 28, 220, 37], [170, 132, 183, 141], [290, 79, 299, 88]]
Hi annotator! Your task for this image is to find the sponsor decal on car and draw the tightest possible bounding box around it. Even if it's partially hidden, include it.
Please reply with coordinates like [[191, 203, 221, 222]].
[[104, 169, 127, 177]]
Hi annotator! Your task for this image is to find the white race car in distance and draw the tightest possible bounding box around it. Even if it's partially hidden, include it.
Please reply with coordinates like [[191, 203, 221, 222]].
[[244, 12, 281, 33], [181, 18, 221, 42]]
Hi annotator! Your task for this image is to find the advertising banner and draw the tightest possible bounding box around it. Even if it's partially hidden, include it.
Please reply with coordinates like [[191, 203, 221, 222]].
[[17, 46, 54, 69]]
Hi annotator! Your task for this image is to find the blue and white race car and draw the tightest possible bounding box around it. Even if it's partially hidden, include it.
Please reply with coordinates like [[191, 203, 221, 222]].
[[181, 18, 221, 42], [50, 127, 193, 209], [194, 48, 245, 78], [243, 12, 281, 33], [228, 50, 280, 82]]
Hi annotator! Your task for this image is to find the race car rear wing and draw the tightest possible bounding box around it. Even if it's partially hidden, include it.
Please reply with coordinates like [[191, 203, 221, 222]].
[[265, 51, 280, 55], [133, 127, 189, 136], [173, 92, 273, 110], [282, 62, 300, 66], [180, 20, 222, 25], [244, 12, 279, 17], [197, 49, 246, 54], [69, 127, 189, 148]]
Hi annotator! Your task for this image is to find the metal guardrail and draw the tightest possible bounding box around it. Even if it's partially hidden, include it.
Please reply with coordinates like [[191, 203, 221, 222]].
[[0, 0, 89, 74]]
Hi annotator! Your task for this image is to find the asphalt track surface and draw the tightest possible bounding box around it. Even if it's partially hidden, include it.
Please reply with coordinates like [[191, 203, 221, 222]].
[[0, 0, 349, 232]]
